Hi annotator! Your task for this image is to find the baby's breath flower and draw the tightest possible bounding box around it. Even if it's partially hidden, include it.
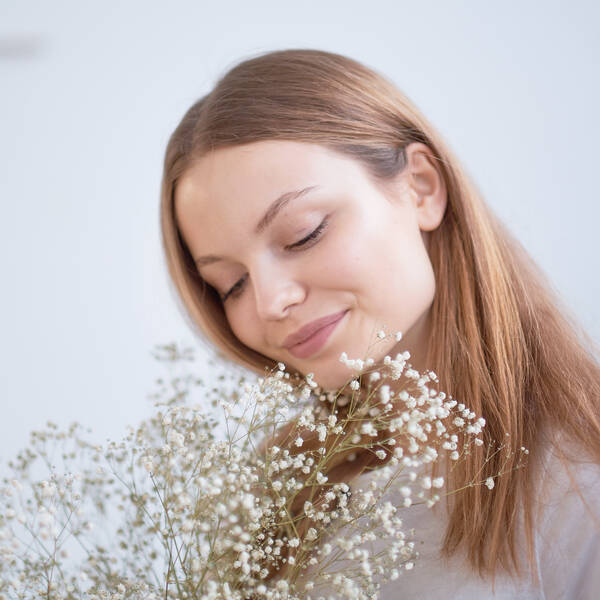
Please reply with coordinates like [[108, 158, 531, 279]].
[[316, 472, 328, 484], [360, 421, 377, 437], [317, 423, 327, 442], [379, 384, 391, 404], [0, 341, 504, 599]]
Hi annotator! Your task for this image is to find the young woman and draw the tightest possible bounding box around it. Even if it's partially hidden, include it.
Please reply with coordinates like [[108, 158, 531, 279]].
[[159, 49, 600, 598]]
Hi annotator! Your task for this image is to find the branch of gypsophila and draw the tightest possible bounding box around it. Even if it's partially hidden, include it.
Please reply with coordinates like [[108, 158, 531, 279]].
[[460, 437, 510, 482], [241, 450, 350, 584], [42, 505, 84, 590], [148, 473, 188, 595], [246, 354, 423, 583], [125, 445, 164, 523], [192, 515, 239, 596], [100, 455, 166, 585], [441, 452, 528, 499], [297, 481, 412, 587]]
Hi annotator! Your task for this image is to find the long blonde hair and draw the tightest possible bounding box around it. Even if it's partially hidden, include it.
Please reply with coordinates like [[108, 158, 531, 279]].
[[159, 48, 600, 581]]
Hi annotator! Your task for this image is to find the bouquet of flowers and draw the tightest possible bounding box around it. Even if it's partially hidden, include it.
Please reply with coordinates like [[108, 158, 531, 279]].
[[0, 332, 527, 599]]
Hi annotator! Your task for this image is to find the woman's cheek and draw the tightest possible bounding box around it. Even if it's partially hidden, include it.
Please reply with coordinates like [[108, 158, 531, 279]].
[[226, 303, 261, 350], [315, 217, 372, 286]]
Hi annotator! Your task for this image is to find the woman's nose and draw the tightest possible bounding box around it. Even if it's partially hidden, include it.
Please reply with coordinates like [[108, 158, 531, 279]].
[[250, 259, 306, 321]]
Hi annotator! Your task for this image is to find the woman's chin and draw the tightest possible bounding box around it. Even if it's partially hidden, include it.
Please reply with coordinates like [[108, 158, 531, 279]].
[[304, 368, 356, 392], [284, 352, 366, 391]]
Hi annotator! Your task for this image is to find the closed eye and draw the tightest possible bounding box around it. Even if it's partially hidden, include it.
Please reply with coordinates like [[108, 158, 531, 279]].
[[284, 217, 328, 251], [221, 217, 329, 302]]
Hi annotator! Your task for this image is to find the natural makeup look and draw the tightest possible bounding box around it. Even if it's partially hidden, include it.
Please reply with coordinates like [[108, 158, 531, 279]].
[[175, 140, 447, 390]]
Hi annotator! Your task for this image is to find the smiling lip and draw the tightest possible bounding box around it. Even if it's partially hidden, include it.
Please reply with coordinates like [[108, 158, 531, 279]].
[[283, 309, 349, 359]]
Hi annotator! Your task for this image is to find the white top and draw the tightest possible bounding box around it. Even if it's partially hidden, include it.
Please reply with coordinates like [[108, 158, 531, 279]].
[[293, 439, 600, 599]]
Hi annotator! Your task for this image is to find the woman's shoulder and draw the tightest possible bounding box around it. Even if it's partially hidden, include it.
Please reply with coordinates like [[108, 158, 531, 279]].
[[532, 429, 600, 599], [533, 428, 600, 514]]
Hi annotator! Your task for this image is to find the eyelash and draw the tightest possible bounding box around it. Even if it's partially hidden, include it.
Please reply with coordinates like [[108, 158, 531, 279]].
[[221, 218, 329, 302]]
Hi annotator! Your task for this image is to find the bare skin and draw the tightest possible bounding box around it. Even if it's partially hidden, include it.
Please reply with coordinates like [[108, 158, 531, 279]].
[[175, 140, 447, 389]]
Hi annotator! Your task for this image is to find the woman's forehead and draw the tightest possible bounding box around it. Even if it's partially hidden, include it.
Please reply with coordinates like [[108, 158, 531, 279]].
[[175, 141, 360, 220]]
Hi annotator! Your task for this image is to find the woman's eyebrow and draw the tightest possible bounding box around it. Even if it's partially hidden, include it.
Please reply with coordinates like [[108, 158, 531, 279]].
[[254, 184, 320, 234], [194, 184, 321, 267]]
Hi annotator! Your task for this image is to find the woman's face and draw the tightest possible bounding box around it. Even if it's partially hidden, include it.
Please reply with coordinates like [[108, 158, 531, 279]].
[[175, 140, 447, 390]]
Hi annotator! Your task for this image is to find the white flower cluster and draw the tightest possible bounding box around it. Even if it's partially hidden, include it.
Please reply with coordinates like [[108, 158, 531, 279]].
[[0, 343, 521, 600]]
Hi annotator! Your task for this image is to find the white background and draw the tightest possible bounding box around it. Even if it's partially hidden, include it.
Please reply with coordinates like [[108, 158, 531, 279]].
[[1, 0, 598, 464]]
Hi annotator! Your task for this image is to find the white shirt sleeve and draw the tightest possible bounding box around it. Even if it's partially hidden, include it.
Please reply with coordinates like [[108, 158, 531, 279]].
[[534, 446, 600, 599], [290, 439, 600, 599]]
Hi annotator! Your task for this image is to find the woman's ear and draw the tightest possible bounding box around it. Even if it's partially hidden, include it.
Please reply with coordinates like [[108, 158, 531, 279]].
[[404, 142, 448, 232]]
